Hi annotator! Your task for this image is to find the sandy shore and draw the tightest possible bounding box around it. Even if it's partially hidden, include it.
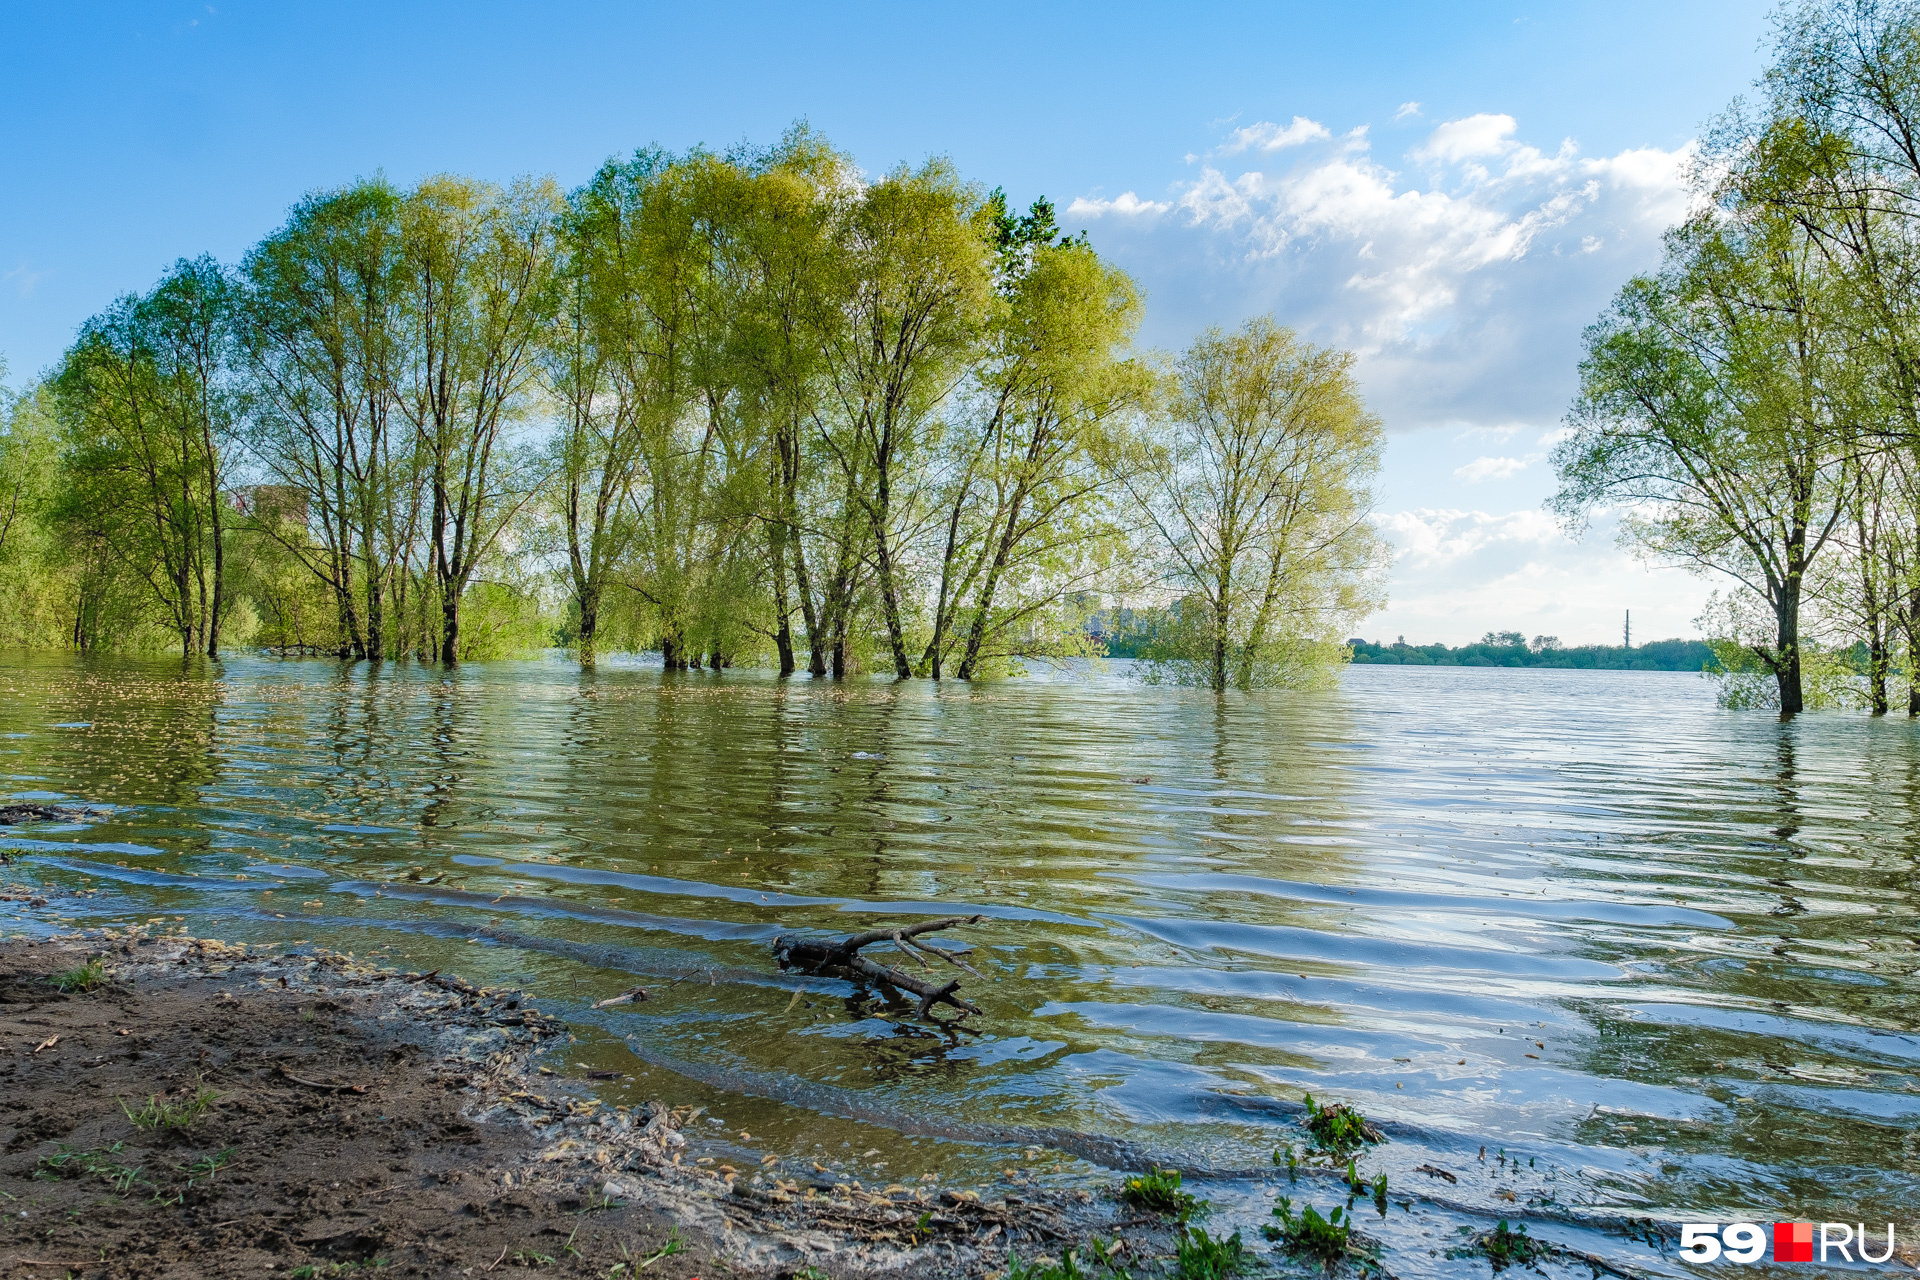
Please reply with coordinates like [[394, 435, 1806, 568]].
[[0, 930, 1162, 1279]]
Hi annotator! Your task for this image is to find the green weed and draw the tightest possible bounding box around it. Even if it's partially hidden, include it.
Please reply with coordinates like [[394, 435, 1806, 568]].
[[1119, 1167, 1204, 1221], [288, 1264, 389, 1280], [1007, 1245, 1131, 1280], [638, 1228, 684, 1270], [1449, 1220, 1550, 1273], [34, 1143, 146, 1195], [121, 1082, 221, 1131], [182, 1147, 236, 1184], [48, 959, 108, 993], [1300, 1094, 1383, 1162], [1174, 1225, 1248, 1280], [1266, 1197, 1377, 1274]]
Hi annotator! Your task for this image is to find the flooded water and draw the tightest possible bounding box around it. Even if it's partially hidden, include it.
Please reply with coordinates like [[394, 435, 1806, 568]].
[[3, 654, 1916, 1275]]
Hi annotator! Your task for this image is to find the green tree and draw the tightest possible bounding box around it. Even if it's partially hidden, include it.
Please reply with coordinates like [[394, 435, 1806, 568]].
[[242, 180, 412, 659], [53, 256, 239, 657], [813, 161, 995, 678], [1128, 317, 1384, 692], [1552, 205, 1852, 714], [920, 195, 1146, 679], [399, 175, 561, 662]]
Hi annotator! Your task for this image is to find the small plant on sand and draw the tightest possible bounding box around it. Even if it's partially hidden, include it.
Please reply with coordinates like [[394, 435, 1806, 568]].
[[182, 1147, 236, 1184], [1266, 1197, 1378, 1275], [1449, 1220, 1550, 1273], [49, 959, 108, 993], [35, 1143, 146, 1195], [1119, 1167, 1204, 1221], [1174, 1225, 1248, 1280], [1300, 1094, 1384, 1162], [635, 1227, 685, 1270], [121, 1081, 221, 1131]]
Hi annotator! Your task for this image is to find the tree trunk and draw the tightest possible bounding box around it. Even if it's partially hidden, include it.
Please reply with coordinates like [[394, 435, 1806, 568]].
[[1776, 583, 1804, 715], [1909, 580, 1920, 716], [440, 588, 460, 665], [956, 495, 1026, 681], [1211, 571, 1232, 695], [870, 504, 914, 680], [767, 519, 796, 677], [577, 582, 601, 666]]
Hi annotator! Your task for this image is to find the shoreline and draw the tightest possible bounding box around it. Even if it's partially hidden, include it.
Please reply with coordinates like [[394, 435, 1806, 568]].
[[0, 930, 1165, 1279]]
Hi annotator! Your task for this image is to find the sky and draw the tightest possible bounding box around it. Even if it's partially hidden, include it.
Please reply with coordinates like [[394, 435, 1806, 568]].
[[0, 1, 1776, 644]]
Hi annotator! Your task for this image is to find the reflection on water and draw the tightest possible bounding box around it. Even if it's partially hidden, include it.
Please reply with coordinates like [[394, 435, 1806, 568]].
[[3, 654, 1918, 1273]]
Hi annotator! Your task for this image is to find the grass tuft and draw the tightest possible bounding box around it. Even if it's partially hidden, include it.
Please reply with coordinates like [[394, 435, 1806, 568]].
[[48, 959, 108, 993], [34, 1143, 146, 1195], [121, 1082, 221, 1131]]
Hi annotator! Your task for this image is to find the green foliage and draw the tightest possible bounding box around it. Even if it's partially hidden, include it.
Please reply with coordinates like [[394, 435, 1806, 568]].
[[1266, 1198, 1375, 1275], [121, 1082, 221, 1131], [1119, 1167, 1204, 1220], [1173, 1225, 1248, 1280], [35, 1143, 146, 1194], [1448, 1220, 1550, 1273], [1300, 1094, 1383, 1162], [1126, 317, 1384, 693], [1007, 1245, 1131, 1280], [9, 127, 1389, 672], [48, 958, 108, 992]]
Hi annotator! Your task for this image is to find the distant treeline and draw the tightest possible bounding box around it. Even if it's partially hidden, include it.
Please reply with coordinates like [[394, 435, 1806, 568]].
[[1347, 633, 1710, 671]]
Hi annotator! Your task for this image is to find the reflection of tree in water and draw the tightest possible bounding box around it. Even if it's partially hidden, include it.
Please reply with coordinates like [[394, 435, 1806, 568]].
[[837, 992, 981, 1085]]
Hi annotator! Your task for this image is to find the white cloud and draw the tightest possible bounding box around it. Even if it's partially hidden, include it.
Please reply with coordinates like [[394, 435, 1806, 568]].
[[1412, 112, 1519, 163], [1221, 116, 1331, 154], [1069, 111, 1710, 642], [1063, 191, 1170, 219], [1453, 455, 1530, 482], [1068, 111, 1696, 433], [1393, 101, 1422, 122], [1380, 508, 1560, 564]]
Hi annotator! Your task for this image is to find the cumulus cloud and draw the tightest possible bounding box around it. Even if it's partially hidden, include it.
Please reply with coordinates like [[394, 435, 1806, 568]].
[[1453, 455, 1531, 482], [1380, 507, 1560, 565], [1221, 116, 1332, 154], [1063, 191, 1171, 219], [1068, 111, 1698, 434]]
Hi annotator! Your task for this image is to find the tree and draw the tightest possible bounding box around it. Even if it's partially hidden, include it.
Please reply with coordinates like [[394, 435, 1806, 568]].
[[812, 162, 994, 678], [924, 197, 1145, 679], [1129, 317, 1384, 692], [242, 180, 412, 660], [53, 257, 239, 658], [398, 176, 560, 663], [1552, 206, 1853, 714]]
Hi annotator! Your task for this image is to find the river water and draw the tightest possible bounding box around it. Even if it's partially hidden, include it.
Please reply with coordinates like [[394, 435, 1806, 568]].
[[2, 655, 1916, 1275]]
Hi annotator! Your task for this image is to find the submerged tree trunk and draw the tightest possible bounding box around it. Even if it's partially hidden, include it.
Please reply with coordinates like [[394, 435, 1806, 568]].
[[1775, 581, 1804, 716]]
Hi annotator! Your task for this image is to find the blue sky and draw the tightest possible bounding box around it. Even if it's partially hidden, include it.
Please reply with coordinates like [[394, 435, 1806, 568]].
[[0, 1, 1774, 643]]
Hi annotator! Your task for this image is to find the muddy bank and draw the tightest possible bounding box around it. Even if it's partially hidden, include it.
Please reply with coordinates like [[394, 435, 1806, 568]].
[[0, 932, 1161, 1279]]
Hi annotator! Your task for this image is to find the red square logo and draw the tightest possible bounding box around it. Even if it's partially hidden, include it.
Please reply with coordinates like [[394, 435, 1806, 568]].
[[1775, 1222, 1813, 1263]]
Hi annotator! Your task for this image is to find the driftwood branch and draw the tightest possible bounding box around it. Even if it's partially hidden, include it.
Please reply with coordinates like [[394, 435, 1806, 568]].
[[773, 916, 987, 1021]]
